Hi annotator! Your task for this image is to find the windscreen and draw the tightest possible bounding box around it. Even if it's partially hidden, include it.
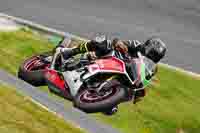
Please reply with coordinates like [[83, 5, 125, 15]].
[[125, 57, 156, 86]]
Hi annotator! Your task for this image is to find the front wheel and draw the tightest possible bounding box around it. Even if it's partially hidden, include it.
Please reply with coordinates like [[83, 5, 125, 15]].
[[74, 80, 127, 113]]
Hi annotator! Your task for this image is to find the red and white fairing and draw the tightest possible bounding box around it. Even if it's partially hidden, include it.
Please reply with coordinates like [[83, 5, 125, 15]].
[[88, 57, 126, 74], [86, 56, 135, 85]]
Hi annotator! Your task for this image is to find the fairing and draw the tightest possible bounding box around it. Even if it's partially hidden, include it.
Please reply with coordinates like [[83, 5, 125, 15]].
[[45, 55, 152, 98], [45, 69, 65, 90], [88, 57, 126, 74]]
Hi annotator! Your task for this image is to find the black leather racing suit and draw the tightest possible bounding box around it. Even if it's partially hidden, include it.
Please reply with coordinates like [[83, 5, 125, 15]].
[[58, 37, 145, 59]]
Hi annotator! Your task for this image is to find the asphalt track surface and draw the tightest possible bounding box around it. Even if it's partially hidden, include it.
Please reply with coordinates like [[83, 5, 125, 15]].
[[1, 0, 200, 73]]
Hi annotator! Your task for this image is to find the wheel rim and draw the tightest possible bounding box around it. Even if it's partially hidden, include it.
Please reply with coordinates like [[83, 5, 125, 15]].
[[24, 56, 50, 71], [79, 87, 118, 103]]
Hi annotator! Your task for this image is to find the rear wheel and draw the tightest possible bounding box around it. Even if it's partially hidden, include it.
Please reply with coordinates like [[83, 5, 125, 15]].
[[74, 80, 126, 113], [18, 52, 52, 86]]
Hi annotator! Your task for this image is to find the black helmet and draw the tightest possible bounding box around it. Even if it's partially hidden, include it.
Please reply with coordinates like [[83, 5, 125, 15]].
[[143, 37, 166, 63]]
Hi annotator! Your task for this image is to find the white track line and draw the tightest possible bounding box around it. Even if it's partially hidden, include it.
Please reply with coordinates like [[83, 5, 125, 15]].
[[159, 63, 200, 78], [0, 13, 87, 41], [0, 12, 199, 78]]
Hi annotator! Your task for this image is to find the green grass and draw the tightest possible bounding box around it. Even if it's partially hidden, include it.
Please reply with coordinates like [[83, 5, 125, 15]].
[[0, 83, 86, 133], [0, 29, 54, 75], [92, 66, 200, 133]]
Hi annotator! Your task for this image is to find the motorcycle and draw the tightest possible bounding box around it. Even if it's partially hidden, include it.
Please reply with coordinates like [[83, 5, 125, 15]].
[[18, 48, 156, 113]]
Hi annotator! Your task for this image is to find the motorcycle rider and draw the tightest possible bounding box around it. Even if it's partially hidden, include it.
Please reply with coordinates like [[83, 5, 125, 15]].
[[56, 35, 166, 67], [54, 35, 166, 114]]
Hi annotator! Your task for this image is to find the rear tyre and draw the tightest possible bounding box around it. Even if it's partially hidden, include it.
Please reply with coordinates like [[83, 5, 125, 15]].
[[18, 52, 52, 86], [74, 80, 126, 113]]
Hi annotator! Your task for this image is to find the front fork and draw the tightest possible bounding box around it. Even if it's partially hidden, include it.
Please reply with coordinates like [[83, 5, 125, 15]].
[[50, 47, 73, 70], [50, 48, 60, 69]]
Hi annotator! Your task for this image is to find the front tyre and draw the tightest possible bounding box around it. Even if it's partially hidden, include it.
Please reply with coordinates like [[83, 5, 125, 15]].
[[74, 80, 126, 113]]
